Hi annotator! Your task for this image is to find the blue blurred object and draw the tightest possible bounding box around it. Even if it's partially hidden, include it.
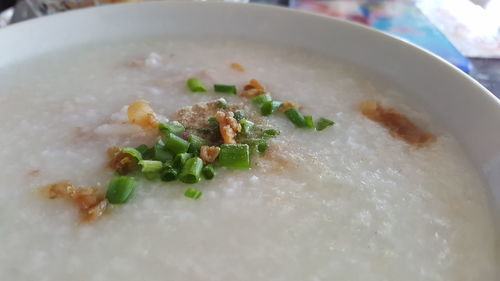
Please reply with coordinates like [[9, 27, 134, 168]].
[[366, 3, 471, 73], [291, 0, 471, 73]]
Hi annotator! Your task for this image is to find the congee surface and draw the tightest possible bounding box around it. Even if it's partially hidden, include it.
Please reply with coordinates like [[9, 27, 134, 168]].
[[0, 37, 497, 281]]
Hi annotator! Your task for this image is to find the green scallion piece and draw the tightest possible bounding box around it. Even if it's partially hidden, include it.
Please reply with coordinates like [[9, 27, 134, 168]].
[[260, 101, 282, 116], [202, 164, 216, 180], [251, 93, 272, 105], [262, 129, 280, 139], [153, 140, 173, 162], [233, 110, 246, 121], [121, 147, 143, 161], [139, 160, 163, 173], [139, 146, 154, 160], [179, 157, 203, 184], [217, 98, 228, 109], [239, 119, 254, 135], [143, 172, 160, 181], [284, 108, 307, 128], [242, 138, 268, 154], [316, 117, 335, 131], [187, 78, 207, 93], [188, 134, 208, 154], [208, 117, 218, 127], [184, 188, 202, 199], [165, 133, 190, 155], [159, 122, 185, 136], [214, 84, 237, 94], [304, 115, 315, 129], [135, 144, 149, 155], [218, 144, 250, 169], [161, 167, 178, 182], [173, 153, 193, 169], [106, 176, 136, 204]]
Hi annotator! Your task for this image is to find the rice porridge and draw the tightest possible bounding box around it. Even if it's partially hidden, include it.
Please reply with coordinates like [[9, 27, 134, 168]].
[[0, 37, 497, 280]]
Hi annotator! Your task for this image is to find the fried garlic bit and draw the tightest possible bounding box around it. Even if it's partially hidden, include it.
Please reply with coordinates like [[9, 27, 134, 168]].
[[200, 145, 221, 163], [279, 101, 300, 112], [215, 111, 242, 144], [231, 63, 245, 72], [107, 146, 138, 175], [360, 100, 436, 146], [127, 100, 159, 129], [39, 181, 108, 222], [240, 79, 267, 98]]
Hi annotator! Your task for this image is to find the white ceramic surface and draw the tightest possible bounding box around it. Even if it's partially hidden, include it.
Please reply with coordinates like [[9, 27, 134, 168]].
[[1, 2, 499, 212]]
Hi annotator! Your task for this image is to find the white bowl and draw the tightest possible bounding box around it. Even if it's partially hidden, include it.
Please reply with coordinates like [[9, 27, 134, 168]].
[[1, 2, 499, 212]]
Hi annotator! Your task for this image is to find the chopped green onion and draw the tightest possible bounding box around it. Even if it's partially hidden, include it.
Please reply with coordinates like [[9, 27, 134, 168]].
[[196, 128, 212, 135], [153, 140, 173, 162], [262, 129, 280, 139], [161, 167, 178, 182], [184, 188, 202, 199], [106, 176, 136, 204], [173, 153, 193, 169], [218, 144, 250, 169], [188, 134, 209, 154], [202, 164, 216, 180], [135, 144, 149, 155], [187, 78, 207, 93], [153, 148, 172, 162], [239, 119, 254, 135], [284, 108, 307, 128], [304, 115, 315, 129], [121, 147, 143, 161], [214, 84, 237, 94], [139, 160, 163, 173], [260, 101, 282, 116], [251, 93, 272, 105], [159, 122, 185, 136], [217, 98, 228, 109], [242, 138, 268, 154], [179, 157, 203, 184], [208, 117, 218, 127], [143, 172, 160, 181], [165, 133, 190, 155], [233, 110, 246, 121], [316, 117, 335, 131]]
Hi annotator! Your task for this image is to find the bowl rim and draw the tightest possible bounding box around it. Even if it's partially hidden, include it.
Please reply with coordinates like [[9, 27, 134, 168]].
[[2, 1, 498, 105]]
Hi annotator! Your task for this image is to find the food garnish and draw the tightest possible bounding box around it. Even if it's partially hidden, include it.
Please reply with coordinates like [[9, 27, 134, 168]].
[[40, 74, 336, 221], [251, 93, 272, 104], [239, 79, 334, 130], [106, 176, 136, 204], [214, 84, 237, 94], [249, 79, 265, 90], [279, 101, 300, 112], [284, 108, 307, 128], [187, 78, 207, 92], [215, 111, 242, 144], [200, 146, 221, 163], [184, 188, 203, 199], [39, 181, 108, 222], [316, 117, 335, 131], [127, 100, 159, 129], [240, 79, 267, 98], [179, 157, 204, 184], [218, 144, 251, 169], [202, 164, 216, 180], [360, 100, 435, 146], [231, 63, 245, 72]]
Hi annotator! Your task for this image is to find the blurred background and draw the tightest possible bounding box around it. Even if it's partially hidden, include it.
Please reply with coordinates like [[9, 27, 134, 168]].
[[1, 0, 499, 97]]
